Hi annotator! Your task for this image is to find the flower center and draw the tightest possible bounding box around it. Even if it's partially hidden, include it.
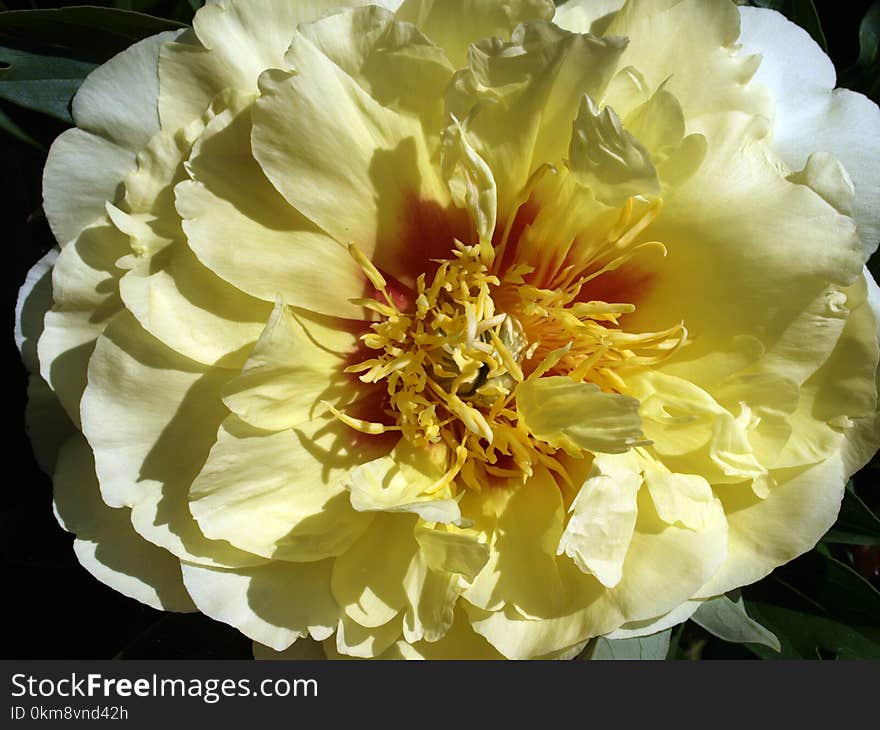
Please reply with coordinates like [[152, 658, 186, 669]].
[[333, 198, 686, 491]]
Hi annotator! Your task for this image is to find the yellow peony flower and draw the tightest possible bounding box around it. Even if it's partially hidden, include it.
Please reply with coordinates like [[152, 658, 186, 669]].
[[16, 0, 880, 659]]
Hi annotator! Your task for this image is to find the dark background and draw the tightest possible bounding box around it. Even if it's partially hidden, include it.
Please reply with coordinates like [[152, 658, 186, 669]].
[[2, 0, 878, 659]]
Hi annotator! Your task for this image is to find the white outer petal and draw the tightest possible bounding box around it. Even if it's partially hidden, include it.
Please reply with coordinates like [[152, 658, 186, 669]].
[[738, 6, 880, 258], [865, 265, 880, 340], [15, 247, 58, 374], [53, 436, 196, 612], [43, 30, 182, 246]]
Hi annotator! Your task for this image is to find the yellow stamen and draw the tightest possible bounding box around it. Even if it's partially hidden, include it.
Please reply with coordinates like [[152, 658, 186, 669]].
[[332, 199, 682, 495], [324, 402, 400, 435]]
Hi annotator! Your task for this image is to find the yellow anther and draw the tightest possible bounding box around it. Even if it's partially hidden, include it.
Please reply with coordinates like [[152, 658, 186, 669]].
[[336, 206, 682, 496], [324, 403, 401, 435], [348, 243, 390, 297]]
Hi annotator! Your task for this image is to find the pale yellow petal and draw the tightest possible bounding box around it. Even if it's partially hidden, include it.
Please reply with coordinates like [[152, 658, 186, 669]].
[[553, 0, 624, 35], [81, 311, 262, 568], [463, 472, 567, 619], [181, 559, 338, 651], [401, 549, 459, 643], [177, 100, 365, 318], [441, 117, 497, 245], [343, 439, 460, 523], [251, 21, 450, 275], [335, 615, 404, 658], [807, 277, 879, 424], [414, 523, 489, 581], [377, 606, 505, 659], [222, 301, 362, 431], [788, 151, 855, 217], [569, 94, 659, 205], [642, 464, 720, 532], [120, 244, 269, 368], [463, 471, 727, 658], [630, 108, 862, 390], [840, 269, 880, 474], [517, 375, 643, 455], [189, 415, 382, 562], [396, 0, 554, 67], [158, 0, 376, 128], [54, 435, 196, 612], [604, 599, 702, 640], [603, 0, 768, 121], [557, 452, 641, 587], [446, 22, 626, 216], [297, 4, 454, 134], [331, 513, 415, 628], [112, 93, 271, 366], [44, 31, 178, 246], [698, 455, 846, 598], [37, 220, 127, 426]]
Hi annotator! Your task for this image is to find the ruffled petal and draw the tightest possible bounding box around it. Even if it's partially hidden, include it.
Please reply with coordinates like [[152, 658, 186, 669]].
[[222, 302, 362, 431], [189, 415, 382, 562], [158, 0, 395, 128], [251, 14, 450, 274], [446, 21, 626, 215], [638, 113, 863, 384], [181, 559, 338, 651], [463, 468, 727, 659], [517, 376, 643, 454], [343, 439, 461, 523], [697, 453, 846, 598], [569, 94, 659, 205], [54, 436, 195, 612], [177, 98, 365, 318], [603, 0, 768, 122], [557, 452, 641, 587], [81, 312, 262, 568], [37, 220, 128, 426], [44, 31, 181, 246], [841, 269, 880, 473], [738, 6, 880, 256], [396, 0, 554, 67], [115, 93, 270, 367], [298, 5, 454, 134], [553, 0, 624, 35], [604, 599, 702, 640], [331, 514, 415, 629]]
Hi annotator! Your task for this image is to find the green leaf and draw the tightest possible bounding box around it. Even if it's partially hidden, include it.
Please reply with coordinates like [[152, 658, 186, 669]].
[[0, 45, 96, 123], [743, 550, 880, 659], [691, 594, 781, 651], [823, 483, 880, 546], [786, 551, 880, 629], [0, 102, 44, 150], [586, 629, 672, 660], [745, 600, 880, 659], [0, 7, 186, 64], [842, 2, 880, 101], [856, 1, 880, 69], [791, 0, 828, 52]]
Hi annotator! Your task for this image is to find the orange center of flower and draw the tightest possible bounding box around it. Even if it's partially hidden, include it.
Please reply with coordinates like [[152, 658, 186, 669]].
[[333, 197, 686, 491]]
